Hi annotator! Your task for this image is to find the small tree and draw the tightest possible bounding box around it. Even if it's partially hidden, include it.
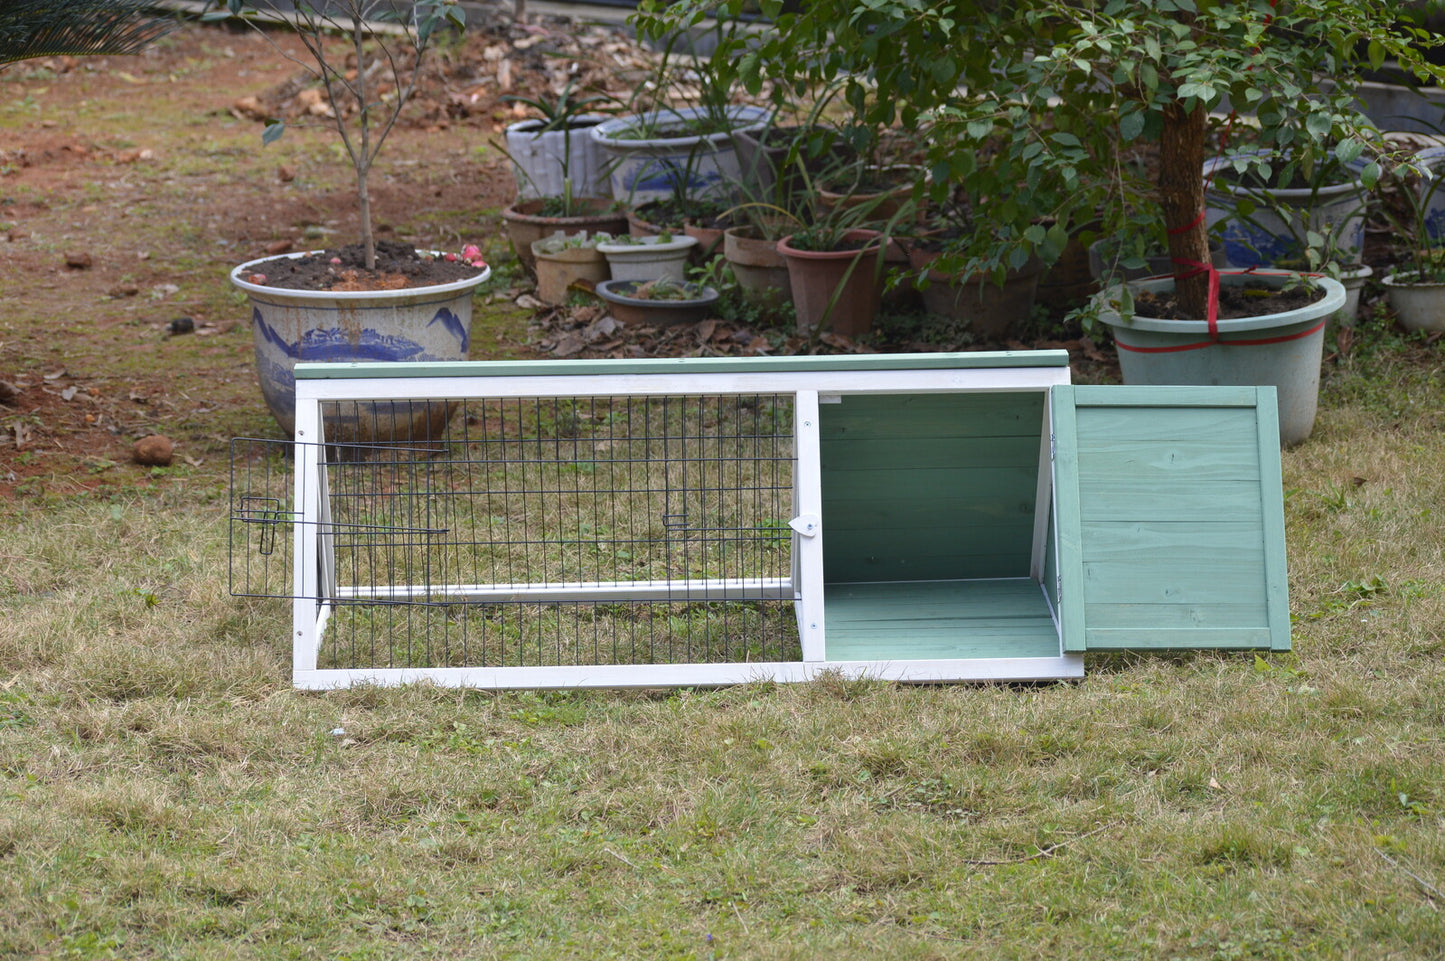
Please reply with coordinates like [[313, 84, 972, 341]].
[[211, 0, 466, 270], [638, 0, 1445, 318], [0, 0, 173, 66]]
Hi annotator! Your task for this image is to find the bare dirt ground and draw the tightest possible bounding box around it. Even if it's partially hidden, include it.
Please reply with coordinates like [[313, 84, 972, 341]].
[[0, 12, 644, 498], [0, 12, 1110, 501]]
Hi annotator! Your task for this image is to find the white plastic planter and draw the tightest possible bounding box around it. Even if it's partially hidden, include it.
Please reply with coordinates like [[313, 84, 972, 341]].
[[1204, 151, 1370, 269], [504, 116, 611, 200], [1096, 269, 1345, 446], [589, 105, 769, 205], [231, 252, 491, 438], [1382, 271, 1445, 332], [597, 233, 698, 283]]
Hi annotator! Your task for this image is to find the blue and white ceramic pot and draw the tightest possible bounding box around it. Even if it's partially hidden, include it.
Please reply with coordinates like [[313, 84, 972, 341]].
[[231, 252, 490, 441]]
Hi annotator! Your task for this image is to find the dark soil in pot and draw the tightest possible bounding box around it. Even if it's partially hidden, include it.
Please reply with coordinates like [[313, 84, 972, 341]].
[[241, 240, 486, 292], [1133, 279, 1323, 320]]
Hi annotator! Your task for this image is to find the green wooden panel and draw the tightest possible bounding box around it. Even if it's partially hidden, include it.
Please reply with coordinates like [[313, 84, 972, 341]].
[[820, 393, 1047, 440], [1051, 385, 1290, 652], [821, 392, 1045, 584], [295, 351, 1072, 381], [824, 580, 1060, 661]]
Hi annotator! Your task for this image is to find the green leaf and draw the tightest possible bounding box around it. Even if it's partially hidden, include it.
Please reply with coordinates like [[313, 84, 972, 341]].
[[1361, 161, 1381, 189], [262, 121, 286, 146], [1305, 111, 1332, 141], [1118, 109, 1145, 143]]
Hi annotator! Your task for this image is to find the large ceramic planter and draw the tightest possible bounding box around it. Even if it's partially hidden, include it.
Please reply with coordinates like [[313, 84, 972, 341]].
[[589, 105, 769, 205], [1204, 151, 1370, 268], [1097, 269, 1345, 446], [500, 198, 628, 276], [724, 226, 792, 310], [231, 252, 491, 440], [777, 229, 888, 337], [504, 116, 610, 200], [595, 279, 720, 326], [908, 246, 1042, 342], [1410, 146, 1445, 244], [597, 234, 698, 283], [530, 237, 610, 305], [1381, 270, 1445, 332]]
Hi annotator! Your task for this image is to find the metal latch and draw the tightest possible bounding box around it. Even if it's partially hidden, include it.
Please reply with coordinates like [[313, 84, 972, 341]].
[[789, 514, 820, 538]]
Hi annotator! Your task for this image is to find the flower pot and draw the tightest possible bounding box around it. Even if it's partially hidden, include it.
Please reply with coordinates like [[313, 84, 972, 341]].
[[1410, 146, 1445, 244], [1381, 270, 1445, 332], [231, 252, 491, 440], [733, 124, 841, 196], [589, 105, 769, 205], [597, 234, 698, 284], [1204, 151, 1370, 268], [777, 229, 887, 338], [908, 246, 1043, 342], [530, 237, 610, 305], [1334, 263, 1374, 327], [1097, 269, 1345, 446], [595, 279, 720, 326], [504, 116, 610, 200], [724, 226, 792, 310], [816, 164, 925, 224], [500, 198, 628, 277]]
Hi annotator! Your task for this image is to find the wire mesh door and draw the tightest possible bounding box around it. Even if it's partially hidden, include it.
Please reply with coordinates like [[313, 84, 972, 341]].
[[232, 392, 804, 680]]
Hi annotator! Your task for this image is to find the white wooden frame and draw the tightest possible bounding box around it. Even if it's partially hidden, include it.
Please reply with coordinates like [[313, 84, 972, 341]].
[[288, 362, 1083, 689]]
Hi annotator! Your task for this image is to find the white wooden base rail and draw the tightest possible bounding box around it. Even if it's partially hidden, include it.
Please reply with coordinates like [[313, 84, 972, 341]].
[[227, 352, 1291, 690]]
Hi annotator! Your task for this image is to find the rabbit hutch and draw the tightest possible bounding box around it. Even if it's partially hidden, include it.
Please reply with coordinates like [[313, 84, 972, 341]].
[[229, 351, 1291, 690]]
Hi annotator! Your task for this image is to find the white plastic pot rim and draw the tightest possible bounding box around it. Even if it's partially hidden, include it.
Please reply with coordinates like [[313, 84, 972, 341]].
[[597, 235, 698, 255], [1381, 270, 1445, 289], [230, 251, 491, 302], [1203, 150, 1370, 203], [590, 105, 770, 149], [1098, 269, 1346, 334]]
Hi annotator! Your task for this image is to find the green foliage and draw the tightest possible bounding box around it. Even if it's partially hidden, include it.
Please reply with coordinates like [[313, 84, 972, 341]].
[[635, 0, 1445, 312], [0, 0, 173, 66]]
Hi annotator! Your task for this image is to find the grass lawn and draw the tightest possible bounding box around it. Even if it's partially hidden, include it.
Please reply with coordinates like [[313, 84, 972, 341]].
[[1, 315, 1443, 960]]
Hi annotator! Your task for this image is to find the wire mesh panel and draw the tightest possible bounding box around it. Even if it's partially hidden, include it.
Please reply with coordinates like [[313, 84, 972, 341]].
[[232, 393, 802, 675]]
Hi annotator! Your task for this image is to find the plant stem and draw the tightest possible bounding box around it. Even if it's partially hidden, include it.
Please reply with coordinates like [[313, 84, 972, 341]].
[[352, 11, 375, 271]]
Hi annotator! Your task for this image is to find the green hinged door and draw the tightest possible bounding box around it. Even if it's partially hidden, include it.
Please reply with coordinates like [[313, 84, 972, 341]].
[[1051, 385, 1291, 653]]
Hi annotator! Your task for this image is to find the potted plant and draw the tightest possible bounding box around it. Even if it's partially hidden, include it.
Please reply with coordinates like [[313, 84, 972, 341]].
[[530, 231, 614, 305], [1379, 152, 1445, 332], [502, 77, 618, 201], [501, 189, 629, 278], [594, 278, 721, 326], [214, 0, 490, 440], [596, 232, 698, 283], [639, 0, 1442, 329], [904, 197, 1043, 342]]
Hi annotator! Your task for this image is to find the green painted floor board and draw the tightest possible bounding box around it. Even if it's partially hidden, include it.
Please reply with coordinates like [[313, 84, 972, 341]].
[[825, 579, 1061, 661]]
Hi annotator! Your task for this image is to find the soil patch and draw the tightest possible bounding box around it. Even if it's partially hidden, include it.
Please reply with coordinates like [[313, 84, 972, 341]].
[[241, 239, 487, 291], [1133, 279, 1324, 320]]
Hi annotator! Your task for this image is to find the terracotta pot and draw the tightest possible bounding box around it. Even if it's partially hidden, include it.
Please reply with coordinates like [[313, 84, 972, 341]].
[[777, 229, 887, 337], [816, 164, 926, 224], [724, 226, 792, 309], [908, 246, 1043, 342], [531, 241, 609, 305], [501, 198, 627, 276]]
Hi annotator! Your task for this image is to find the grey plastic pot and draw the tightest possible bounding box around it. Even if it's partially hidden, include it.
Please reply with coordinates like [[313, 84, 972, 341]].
[[1096, 269, 1345, 446], [1381, 270, 1445, 332]]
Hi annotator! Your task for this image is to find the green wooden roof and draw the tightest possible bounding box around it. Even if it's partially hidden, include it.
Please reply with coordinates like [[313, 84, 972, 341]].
[[294, 351, 1072, 380]]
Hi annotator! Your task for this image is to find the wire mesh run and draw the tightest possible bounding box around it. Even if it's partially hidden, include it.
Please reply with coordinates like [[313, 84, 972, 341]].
[[230, 393, 803, 670]]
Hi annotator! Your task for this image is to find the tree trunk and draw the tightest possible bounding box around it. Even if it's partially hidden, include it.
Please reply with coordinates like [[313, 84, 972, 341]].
[[1158, 100, 1211, 318]]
